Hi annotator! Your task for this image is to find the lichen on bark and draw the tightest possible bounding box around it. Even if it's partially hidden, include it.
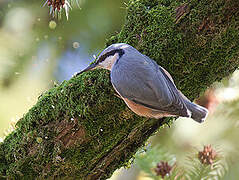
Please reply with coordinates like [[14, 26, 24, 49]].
[[0, 0, 239, 179]]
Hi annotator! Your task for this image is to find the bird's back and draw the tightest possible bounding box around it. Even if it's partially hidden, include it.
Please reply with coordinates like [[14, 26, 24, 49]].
[[111, 48, 190, 117]]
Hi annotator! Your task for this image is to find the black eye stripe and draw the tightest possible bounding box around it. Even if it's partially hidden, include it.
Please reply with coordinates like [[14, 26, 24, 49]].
[[97, 49, 124, 63]]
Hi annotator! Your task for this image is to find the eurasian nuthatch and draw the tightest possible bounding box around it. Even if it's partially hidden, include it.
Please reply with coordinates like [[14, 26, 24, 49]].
[[76, 43, 208, 123]]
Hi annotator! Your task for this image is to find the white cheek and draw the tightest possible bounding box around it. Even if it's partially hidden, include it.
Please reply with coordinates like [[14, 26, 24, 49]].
[[101, 57, 111, 67], [99, 54, 119, 70]]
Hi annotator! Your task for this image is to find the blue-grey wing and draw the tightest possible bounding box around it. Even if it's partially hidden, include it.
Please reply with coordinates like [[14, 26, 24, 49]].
[[111, 57, 189, 116]]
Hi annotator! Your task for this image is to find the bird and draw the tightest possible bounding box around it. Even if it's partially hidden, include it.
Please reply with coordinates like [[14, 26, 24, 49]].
[[76, 43, 208, 123]]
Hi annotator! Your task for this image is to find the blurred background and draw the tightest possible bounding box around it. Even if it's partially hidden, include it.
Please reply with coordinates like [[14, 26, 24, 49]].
[[0, 0, 239, 179], [0, 0, 125, 137]]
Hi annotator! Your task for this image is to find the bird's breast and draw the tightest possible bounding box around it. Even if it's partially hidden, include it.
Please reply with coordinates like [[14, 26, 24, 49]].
[[123, 98, 173, 119]]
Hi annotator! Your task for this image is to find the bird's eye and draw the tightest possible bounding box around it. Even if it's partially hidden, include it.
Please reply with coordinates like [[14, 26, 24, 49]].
[[98, 54, 107, 63], [96, 49, 124, 64]]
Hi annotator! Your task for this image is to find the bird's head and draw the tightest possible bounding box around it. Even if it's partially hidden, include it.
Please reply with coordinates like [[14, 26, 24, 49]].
[[76, 43, 130, 76]]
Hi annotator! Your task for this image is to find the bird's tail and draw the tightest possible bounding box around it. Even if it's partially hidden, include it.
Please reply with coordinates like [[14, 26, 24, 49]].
[[184, 100, 208, 123]]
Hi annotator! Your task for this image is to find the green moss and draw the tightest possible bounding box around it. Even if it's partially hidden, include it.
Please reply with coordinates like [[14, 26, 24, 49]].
[[0, 143, 7, 177], [0, 68, 147, 178], [0, 0, 239, 179]]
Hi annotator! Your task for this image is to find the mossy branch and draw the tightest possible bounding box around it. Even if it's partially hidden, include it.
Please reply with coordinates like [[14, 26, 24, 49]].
[[1, 0, 239, 179]]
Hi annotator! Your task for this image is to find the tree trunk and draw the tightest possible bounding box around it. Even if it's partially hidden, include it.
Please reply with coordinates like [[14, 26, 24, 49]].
[[0, 0, 239, 179]]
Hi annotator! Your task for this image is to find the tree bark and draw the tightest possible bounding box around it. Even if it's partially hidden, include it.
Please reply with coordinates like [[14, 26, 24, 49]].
[[1, 0, 239, 179]]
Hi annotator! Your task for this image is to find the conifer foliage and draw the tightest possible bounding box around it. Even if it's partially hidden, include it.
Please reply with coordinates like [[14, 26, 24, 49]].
[[136, 145, 228, 180]]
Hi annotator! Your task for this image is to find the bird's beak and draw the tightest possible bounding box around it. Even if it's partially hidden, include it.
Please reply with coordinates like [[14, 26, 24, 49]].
[[75, 63, 97, 76]]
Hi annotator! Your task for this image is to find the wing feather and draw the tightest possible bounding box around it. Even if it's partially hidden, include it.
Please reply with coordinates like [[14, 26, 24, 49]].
[[111, 53, 189, 117]]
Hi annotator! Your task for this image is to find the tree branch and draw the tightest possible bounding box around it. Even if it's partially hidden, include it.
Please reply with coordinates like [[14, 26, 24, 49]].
[[1, 0, 239, 179]]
